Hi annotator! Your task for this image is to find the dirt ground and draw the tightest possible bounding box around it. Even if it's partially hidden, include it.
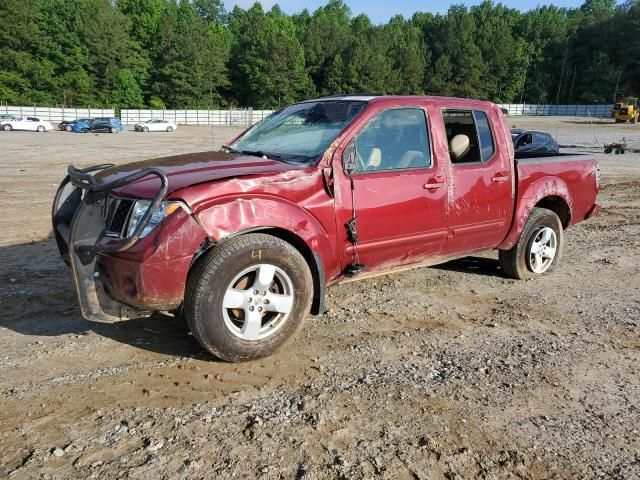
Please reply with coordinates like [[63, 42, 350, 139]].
[[0, 118, 638, 479]]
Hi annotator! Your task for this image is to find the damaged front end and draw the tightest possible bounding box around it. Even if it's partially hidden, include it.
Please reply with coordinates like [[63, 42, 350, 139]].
[[52, 164, 169, 323]]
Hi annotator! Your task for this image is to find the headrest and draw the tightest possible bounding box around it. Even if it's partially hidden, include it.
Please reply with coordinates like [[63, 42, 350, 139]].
[[450, 134, 470, 161], [367, 147, 382, 168]]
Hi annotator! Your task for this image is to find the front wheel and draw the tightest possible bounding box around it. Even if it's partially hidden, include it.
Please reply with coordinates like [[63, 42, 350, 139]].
[[166, 126, 173, 132], [65, 125, 72, 132], [185, 233, 313, 362], [37, 126, 45, 132], [110, 127, 117, 133], [3, 124, 12, 131], [499, 207, 563, 280]]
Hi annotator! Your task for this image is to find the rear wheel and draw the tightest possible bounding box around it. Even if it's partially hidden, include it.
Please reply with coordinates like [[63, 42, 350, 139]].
[[110, 127, 117, 134], [185, 233, 313, 362], [143, 126, 149, 132], [499, 207, 563, 280], [3, 124, 12, 131], [166, 126, 173, 132], [37, 126, 45, 132], [65, 125, 72, 132]]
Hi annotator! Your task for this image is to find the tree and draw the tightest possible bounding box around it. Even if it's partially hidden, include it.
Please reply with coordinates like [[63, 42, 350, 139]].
[[153, 0, 230, 108], [111, 68, 144, 107], [80, 0, 134, 103], [0, 0, 42, 104], [232, 5, 313, 107]]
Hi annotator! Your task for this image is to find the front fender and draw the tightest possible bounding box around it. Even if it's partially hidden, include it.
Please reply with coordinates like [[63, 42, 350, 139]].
[[498, 175, 572, 250], [194, 195, 340, 282]]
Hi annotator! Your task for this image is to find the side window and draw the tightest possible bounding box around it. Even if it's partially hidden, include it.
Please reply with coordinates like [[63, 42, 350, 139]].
[[442, 110, 495, 164], [354, 108, 431, 173], [473, 111, 495, 162]]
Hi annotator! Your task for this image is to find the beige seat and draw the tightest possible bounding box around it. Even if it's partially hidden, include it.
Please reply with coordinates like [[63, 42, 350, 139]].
[[449, 134, 470, 162], [365, 147, 382, 169]]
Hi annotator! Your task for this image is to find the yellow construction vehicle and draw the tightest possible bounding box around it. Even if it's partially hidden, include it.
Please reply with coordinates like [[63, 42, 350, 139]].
[[612, 97, 639, 123]]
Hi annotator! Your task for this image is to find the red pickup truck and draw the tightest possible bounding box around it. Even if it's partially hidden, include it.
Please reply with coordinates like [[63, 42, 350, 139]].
[[53, 95, 601, 362]]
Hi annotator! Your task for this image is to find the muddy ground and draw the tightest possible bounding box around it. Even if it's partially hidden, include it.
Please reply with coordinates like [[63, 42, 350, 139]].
[[0, 118, 638, 479]]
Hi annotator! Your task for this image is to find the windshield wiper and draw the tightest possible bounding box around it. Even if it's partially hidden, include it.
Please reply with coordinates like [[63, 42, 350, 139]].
[[237, 150, 288, 162], [221, 144, 240, 153]]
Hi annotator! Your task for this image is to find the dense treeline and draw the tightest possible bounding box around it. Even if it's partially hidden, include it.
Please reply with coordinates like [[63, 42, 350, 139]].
[[0, 0, 638, 108]]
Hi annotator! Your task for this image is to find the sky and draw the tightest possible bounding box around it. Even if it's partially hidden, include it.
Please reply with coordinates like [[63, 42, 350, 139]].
[[225, 0, 586, 23]]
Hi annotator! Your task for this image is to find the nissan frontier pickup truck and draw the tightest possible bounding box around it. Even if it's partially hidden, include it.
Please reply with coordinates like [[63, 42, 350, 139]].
[[53, 95, 601, 362]]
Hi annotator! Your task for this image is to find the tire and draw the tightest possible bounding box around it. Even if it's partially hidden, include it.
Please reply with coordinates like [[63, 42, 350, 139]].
[[143, 127, 149, 132], [3, 124, 12, 131], [604, 147, 612, 154], [65, 125, 72, 132], [166, 126, 173, 132], [82, 128, 89, 133], [184, 233, 313, 362], [110, 127, 117, 134], [499, 207, 563, 280], [37, 126, 45, 132]]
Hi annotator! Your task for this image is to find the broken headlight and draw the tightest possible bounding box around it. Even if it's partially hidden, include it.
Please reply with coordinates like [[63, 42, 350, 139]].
[[126, 200, 183, 238]]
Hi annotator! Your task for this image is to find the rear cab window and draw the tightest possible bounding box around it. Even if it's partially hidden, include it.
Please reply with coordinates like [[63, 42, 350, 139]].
[[443, 110, 496, 164], [354, 108, 431, 173]]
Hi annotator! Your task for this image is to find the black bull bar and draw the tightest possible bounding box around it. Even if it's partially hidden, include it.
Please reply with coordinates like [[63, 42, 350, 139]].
[[52, 164, 169, 322]]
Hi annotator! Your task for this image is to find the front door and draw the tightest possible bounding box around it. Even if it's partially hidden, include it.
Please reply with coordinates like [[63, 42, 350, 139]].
[[336, 107, 449, 271]]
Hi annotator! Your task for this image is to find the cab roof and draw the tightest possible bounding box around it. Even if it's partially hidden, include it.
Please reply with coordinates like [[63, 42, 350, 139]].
[[303, 94, 498, 110]]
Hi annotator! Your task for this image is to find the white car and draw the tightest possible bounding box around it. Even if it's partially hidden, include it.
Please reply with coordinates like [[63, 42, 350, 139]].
[[1, 116, 54, 132], [134, 119, 178, 132]]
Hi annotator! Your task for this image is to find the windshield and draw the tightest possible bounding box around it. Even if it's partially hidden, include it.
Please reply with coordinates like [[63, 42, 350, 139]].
[[230, 100, 368, 164]]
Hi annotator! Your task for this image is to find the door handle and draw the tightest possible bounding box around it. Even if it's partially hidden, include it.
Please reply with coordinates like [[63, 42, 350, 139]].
[[424, 181, 445, 190], [492, 173, 509, 183]]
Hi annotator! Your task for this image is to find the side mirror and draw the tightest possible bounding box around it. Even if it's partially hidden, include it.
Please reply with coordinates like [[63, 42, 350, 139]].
[[343, 141, 357, 175]]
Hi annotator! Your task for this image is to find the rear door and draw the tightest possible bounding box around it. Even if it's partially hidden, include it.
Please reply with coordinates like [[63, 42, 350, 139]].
[[335, 106, 449, 271], [439, 108, 514, 254]]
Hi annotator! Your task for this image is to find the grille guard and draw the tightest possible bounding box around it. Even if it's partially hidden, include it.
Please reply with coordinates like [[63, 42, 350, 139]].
[[53, 164, 169, 323], [66, 165, 169, 260]]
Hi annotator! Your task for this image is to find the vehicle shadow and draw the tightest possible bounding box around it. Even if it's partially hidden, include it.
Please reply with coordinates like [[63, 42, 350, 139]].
[[434, 256, 505, 278], [0, 236, 215, 361], [1, 238, 505, 359]]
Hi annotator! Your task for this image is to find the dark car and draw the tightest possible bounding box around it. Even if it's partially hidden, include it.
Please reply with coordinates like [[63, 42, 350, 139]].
[[511, 129, 559, 154], [59, 118, 92, 132], [88, 117, 123, 133]]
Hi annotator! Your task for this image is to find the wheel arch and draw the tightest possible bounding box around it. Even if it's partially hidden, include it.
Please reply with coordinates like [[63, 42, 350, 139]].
[[534, 195, 571, 228], [498, 176, 573, 250]]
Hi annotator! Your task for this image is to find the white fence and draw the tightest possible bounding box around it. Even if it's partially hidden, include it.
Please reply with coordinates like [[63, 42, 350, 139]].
[[0, 105, 114, 122], [1, 103, 615, 124], [498, 103, 612, 117], [120, 109, 274, 126]]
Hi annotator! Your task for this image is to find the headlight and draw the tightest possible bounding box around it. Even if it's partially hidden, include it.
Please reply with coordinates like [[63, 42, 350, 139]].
[[126, 200, 183, 238]]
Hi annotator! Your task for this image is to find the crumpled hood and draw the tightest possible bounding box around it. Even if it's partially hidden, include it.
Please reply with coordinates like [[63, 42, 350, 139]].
[[94, 150, 305, 198]]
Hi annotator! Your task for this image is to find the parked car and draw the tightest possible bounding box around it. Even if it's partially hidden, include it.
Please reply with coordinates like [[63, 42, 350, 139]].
[[59, 118, 93, 132], [70, 119, 93, 133], [1, 116, 54, 132], [90, 117, 123, 133], [134, 119, 178, 132], [53, 95, 601, 362], [511, 129, 559, 154], [71, 117, 123, 134]]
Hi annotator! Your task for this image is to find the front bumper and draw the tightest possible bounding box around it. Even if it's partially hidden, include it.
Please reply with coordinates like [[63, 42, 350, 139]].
[[52, 164, 206, 322]]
